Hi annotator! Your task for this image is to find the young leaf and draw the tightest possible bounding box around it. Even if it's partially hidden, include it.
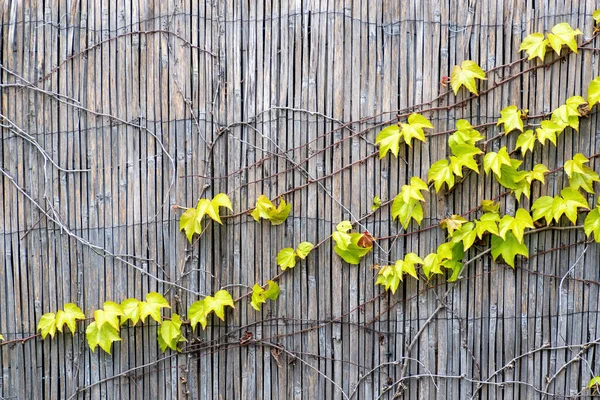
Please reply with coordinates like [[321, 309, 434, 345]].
[[448, 120, 484, 150], [401, 113, 433, 146], [475, 212, 500, 238], [334, 232, 373, 264], [515, 130, 536, 155], [451, 222, 477, 250], [428, 159, 455, 192], [86, 321, 121, 354], [584, 207, 600, 242], [483, 147, 512, 177], [519, 32, 549, 61], [157, 314, 186, 352], [531, 196, 554, 225], [498, 208, 534, 244], [552, 187, 589, 224], [0, 334, 3, 341], [497, 105, 524, 133], [525, 164, 549, 185], [450, 60, 487, 95], [391, 198, 424, 229], [121, 298, 141, 326], [203, 290, 234, 320], [536, 120, 562, 146], [336, 220, 353, 233], [588, 376, 600, 394], [251, 280, 280, 311], [251, 195, 291, 225], [375, 265, 401, 294], [547, 22, 582, 54], [94, 302, 124, 331], [450, 153, 480, 177], [594, 9, 600, 24], [440, 215, 468, 236], [588, 76, 600, 107], [375, 124, 402, 158], [179, 207, 201, 243], [495, 159, 528, 191], [371, 196, 382, 211], [491, 232, 529, 268], [564, 153, 600, 193], [277, 247, 297, 270], [37, 313, 57, 339], [376, 253, 423, 293], [296, 242, 314, 259], [481, 199, 500, 214], [55, 304, 86, 335], [188, 300, 208, 330], [400, 177, 429, 203], [551, 105, 579, 131], [139, 292, 171, 324]]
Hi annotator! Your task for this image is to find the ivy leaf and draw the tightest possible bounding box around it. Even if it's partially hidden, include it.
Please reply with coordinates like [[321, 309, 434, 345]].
[[491, 231, 529, 268], [296, 242, 314, 259], [565, 96, 587, 116], [422, 253, 443, 279], [440, 214, 468, 236], [588, 76, 600, 107], [483, 147, 512, 177], [481, 200, 500, 214], [475, 212, 500, 238], [0, 334, 3, 341], [397, 253, 423, 280], [371, 196, 382, 211], [188, 300, 208, 330], [375, 124, 402, 158], [525, 164, 549, 185], [495, 159, 528, 191], [536, 120, 561, 146], [400, 113, 433, 147], [334, 232, 372, 264], [376, 253, 423, 293], [86, 321, 121, 354], [400, 177, 429, 203], [547, 22, 582, 54], [564, 153, 600, 193], [139, 292, 170, 324], [588, 376, 600, 394], [497, 106, 524, 133], [37, 313, 57, 339], [450, 60, 487, 95], [594, 9, 600, 24], [251, 280, 280, 311], [450, 152, 480, 177], [251, 195, 291, 225], [451, 222, 477, 250], [552, 187, 589, 224], [277, 247, 297, 270], [336, 220, 353, 233], [157, 314, 186, 353], [448, 120, 484, 150], [551, 105, 579, 131], [179, 207, 201, 242], [203, 290, 234, 320], [498, 208, 534, 243], [391, 198, 424, 229], [519, 32, 549, 61], [532, 196, 554, 225], [375, 265, 401, 294], [120, 298, 141, 326], [428, 159, 455, 192], [94, 302, 124, 331], [55, 304, 86, 335], [515, 130, 536, 155]]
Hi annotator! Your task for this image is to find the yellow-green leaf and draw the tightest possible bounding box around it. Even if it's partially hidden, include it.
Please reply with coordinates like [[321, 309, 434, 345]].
[[440, 215, 468, 236], [497, 105, 524, 133], [375, 124, 402, 158], [139, 292, 170, 324], [519, 32, 549, 61], [515, 130, 536, 155], [37, 313, 57, 339], [532, 196, 554, 225], [391, 197, 424, 229], [296, 242, 314, 259], [55, 304, 85, 335], [251, 195, 291, 225], [188, 300, 208, 330], [179, 207, 201, 242], [483, 147, 512, 177], [428, 159, 455, 192], [120, 298, 141, 326], [204, 290, 234, 320], [277, 247, 297, 270], [400, 177, 429, 203], [536, 120, 561, 146], [86, 321, 121, 354], [450, 60, 487, 95], [400, 113, 433, 147], [94, 301, 124, 331], [547, 22, 582, 54], [491, 231, 529, 268], [371, 196, 382, 211], [157, 314, 186, 352], [498, 208, 534, 243], [251, 280, 280, 311], [588, 76, 600, 108]]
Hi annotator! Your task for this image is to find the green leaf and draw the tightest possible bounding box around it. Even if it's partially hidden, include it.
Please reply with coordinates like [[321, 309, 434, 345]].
[[400, 177, 429, 203], [440, 215, 468, 236], [251, 195, 291, 225], [188, 300, 208, 330], [179, 207, 201, 242], [55, 304, 86, 335], [515, 130, 536, 155], [498, 208, 534, 243], [139, 292, 170, 324], [451, 222, 477, 250], [594, 9, 600, 24], [422, 253, 443, 279], [588, 76, 600, 107], [519, 32, 549, 61], [552, 187, 589, 224], [120, 298, 141, 326], [157, 314, 186, 352], [371, 196, 382, 211], [0, 334, 3, 341], [428, 159, 455, 192], [86, 321, 121, 354], [564, 153, 600, 193], [204, 290, 234, 320], [376, 253, 423, 293], [588, 376, 600, 394], [334, 232, 372, 264], [584, 207, 600, 242], [491, 231, 529, 268], [391, 197, 424, 229], [450, 60, 487, 95], [475, 212, 500, 238], [532, 196, 554, 225], [375, 124, 402, 158], [481, 200, 500, 214], [497, 105, 524, 133], [332, 231, 352, 250], [375, 265, 401, 294], [93, 301, 124, 331], [565, 96, 586, 116], [525, 164, 549, 185], [336, 220, 353, 233], [547, 22, 582, 54], [483, 147, 512, 177], [251, 280, 280, 311], [401, 113, 433, 147], [551, 105, 579, 131], [296, 242, 314, 259], [448, 120, 484, 151], [277, 247, 297, 270], [37, 313, 57, 339], [536, 120, 561, 146], [450, 152, 480, 177]]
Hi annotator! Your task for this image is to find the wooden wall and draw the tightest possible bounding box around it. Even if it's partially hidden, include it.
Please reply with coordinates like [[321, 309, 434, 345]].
[[1, 0, 600, 398]]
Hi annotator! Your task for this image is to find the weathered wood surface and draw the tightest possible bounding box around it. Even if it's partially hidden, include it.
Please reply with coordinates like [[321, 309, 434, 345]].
[[1, 1, 600, 399]]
